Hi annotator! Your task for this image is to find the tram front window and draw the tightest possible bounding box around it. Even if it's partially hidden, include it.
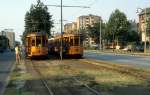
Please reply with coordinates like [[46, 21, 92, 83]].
[[36, 37, 41, 47], [32, 39, 35, 46]]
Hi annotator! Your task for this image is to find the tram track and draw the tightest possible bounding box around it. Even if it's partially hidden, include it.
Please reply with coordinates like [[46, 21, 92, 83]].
[[31, 61, 55, 95], [25, 59, 54, 95], [79, 59, 150, 81], [4, 57, 150, 95], [26, 59, 101, 95]]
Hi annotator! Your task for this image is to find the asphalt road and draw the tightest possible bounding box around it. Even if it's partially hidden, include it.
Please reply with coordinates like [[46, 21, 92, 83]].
[[84, 51, 150, 68], [0, 51, 15, 95]]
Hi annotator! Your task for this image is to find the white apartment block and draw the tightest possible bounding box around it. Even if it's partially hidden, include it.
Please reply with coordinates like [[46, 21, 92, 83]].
[[64, 22, 77, 34], [76, 14, 101, 30], [76, 14, 102, 47], [63, 14, 102, 47], [139, 7, 150, 42]]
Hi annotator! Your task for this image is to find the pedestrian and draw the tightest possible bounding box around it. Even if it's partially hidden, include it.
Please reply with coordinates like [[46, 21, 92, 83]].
[[15, 44, 21, 63]]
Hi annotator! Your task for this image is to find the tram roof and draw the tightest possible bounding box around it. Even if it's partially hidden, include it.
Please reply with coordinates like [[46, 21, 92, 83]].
[[54, 34, 80, 39], [26, 32, 47, 37]]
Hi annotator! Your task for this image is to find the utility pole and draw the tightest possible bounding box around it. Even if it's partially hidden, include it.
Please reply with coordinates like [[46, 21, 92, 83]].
[[99, 19, 102, 50], [60, 0, 63, 60], [144, 8, 147, 53]]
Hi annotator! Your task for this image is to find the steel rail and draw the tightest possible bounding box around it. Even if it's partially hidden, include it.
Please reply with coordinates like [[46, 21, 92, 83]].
[[31, 60, 55, 95], [31, 60, 101, 95], [72, 77, 101, 95]]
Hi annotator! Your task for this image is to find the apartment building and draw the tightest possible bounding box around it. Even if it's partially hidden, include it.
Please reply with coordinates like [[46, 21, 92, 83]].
[[63, 14, 102, 47], [64, 14, 101, 34], [76, 14, 101, 47], [64, 22, 77, 34], [76, 14, 101, 30], [139, 7, 150, 42]]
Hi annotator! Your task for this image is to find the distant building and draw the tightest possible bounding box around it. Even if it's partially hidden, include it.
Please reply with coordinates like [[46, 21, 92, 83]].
[[63, 14, 102, 47], [76, 14, 101, 30], [64, 14, 102, 34], [64, 22, 77, 34], [138, 7, 150, 42], [0, 29, 15, 49], [76, 14, 102, 47]]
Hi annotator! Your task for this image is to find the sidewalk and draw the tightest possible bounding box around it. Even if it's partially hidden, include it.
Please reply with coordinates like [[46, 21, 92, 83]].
[[2, 60, 27, 95]]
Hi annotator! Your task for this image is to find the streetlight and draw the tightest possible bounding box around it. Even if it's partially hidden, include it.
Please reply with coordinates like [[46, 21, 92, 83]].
[[137, 8, 147, 53]]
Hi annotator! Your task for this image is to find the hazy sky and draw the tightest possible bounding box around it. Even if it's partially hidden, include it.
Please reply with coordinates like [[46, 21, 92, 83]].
[[0, 0, 150, 42]]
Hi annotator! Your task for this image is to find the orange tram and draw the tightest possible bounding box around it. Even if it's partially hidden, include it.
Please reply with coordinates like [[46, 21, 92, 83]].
[[48, 34, 83, 58], [25, 32, 48, 58]]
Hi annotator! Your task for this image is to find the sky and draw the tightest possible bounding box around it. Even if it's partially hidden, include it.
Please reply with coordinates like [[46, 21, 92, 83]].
[[0, 0, 150, 42]]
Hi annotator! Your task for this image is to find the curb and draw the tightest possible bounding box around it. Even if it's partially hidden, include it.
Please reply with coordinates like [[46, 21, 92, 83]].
[[85, 50, 150, 57], [0, 61, 16, 95], [1, 60, 26, 95]]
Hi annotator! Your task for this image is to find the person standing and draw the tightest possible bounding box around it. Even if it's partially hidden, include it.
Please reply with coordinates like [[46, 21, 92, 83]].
[[21, 45, 26, 60], [15, 44, 21, 63]]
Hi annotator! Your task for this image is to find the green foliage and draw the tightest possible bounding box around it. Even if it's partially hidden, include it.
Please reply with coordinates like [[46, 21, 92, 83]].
[[126, 30, 140, 43], [80, 29, 88, 41], [87, 22, 106, 44], [86, 9, 140, 45], [106, 9, 130, 42], [22, 0, 53, 44]]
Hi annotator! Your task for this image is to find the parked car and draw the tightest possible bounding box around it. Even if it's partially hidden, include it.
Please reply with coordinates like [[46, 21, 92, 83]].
[[122, 47, 131, 51], [135, 46, 144, 52]]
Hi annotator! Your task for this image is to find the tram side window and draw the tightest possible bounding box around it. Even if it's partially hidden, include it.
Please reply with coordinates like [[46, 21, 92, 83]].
[[74, 37, 79, 46], [70, 38, 73, 46], [66, 38, 70, 47], [42, 36, 46, 47], [46, 40, 48, 46], [62, 39, 66, 46]]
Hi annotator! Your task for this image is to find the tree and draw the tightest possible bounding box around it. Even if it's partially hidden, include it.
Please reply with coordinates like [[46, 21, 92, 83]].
[[126, 30, 140, 43], [87, 22, 106, 44], [22, 0, 53, 43], [106, 9, 130, 43]]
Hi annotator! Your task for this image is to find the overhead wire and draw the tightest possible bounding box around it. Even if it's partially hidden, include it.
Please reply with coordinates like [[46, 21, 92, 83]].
[[43, 0, 98, 32], [69, 0, 98, 18]]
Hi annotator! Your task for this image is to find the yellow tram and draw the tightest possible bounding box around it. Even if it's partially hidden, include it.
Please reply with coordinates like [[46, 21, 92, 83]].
[[51, 34, 83, 58], [25, 32, 48, 57]]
